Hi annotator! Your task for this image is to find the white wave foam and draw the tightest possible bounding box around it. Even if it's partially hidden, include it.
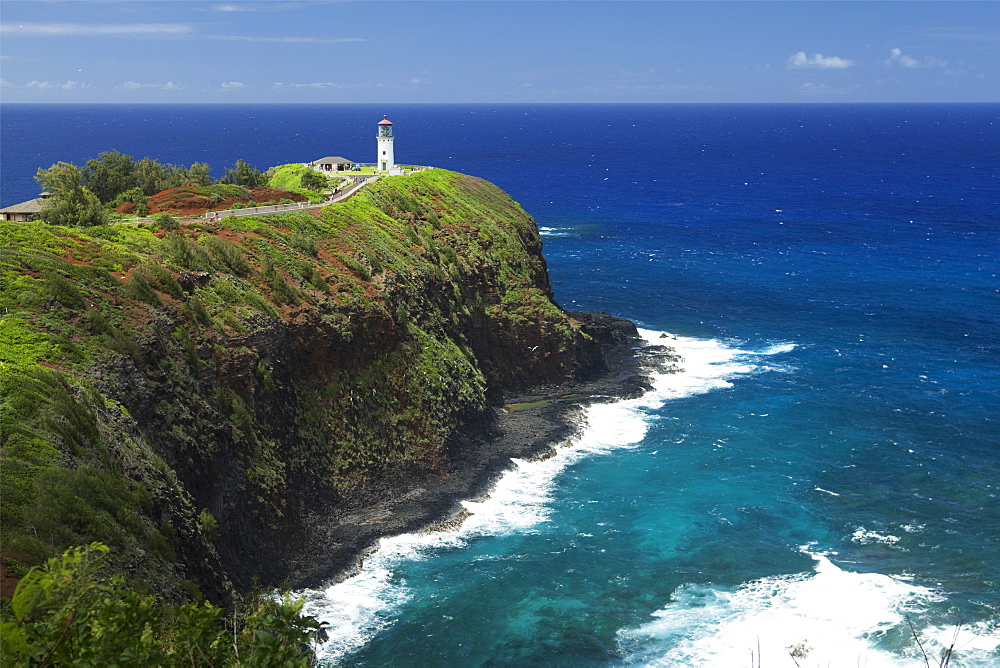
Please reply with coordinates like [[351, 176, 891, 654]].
[[852, 527, 901, 545], [617, 549, 1000, 667], [636, 329, 795, 404], [300, 528, 467, 662], [299, 329, 795, 663]]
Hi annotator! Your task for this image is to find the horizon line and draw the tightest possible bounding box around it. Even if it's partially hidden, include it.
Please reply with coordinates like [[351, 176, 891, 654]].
[[2, 101, 998, 106]]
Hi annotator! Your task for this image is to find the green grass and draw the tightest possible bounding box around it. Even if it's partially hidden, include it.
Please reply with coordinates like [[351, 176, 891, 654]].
[[267, 163, 345, 193], [0, 167, 588, 607]]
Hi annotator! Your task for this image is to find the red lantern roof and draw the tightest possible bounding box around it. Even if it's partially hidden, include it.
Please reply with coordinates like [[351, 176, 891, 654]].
[[377, 115, 393, 125]]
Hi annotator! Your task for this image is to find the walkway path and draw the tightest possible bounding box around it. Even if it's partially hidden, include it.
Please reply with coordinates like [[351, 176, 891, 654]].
[[203, 175, 381, 222]]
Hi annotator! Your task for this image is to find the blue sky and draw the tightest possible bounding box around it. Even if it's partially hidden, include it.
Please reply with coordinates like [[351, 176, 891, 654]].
[[1, 1, 997, 103]]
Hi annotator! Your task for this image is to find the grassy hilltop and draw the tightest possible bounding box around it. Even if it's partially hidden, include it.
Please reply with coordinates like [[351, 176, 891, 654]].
[[1, 169, 605, 616]]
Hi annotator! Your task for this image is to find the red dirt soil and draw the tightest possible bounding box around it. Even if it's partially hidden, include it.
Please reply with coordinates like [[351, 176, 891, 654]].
[[116, 187, 308, 217]]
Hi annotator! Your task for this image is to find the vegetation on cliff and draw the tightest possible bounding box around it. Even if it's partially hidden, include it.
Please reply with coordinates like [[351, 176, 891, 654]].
[[31, 151, 320, 222], [1, 167, 602, 634], [266, 162, 344, 195], [1, 543, 319, 666]]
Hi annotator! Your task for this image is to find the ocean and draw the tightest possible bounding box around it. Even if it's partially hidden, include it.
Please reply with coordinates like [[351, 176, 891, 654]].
[[2, 103, 998, 666]]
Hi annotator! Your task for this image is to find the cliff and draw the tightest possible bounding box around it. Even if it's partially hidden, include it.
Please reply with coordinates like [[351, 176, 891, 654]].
[[0, 169, 651, 603]]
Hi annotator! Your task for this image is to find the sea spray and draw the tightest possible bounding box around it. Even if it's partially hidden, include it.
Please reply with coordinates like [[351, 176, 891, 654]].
[[615, 547, 999, 668], [299, 330, 794, 664]]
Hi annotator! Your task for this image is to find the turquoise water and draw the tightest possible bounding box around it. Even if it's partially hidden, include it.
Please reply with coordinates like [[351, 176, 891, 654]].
[[2, 103, 997, 666]]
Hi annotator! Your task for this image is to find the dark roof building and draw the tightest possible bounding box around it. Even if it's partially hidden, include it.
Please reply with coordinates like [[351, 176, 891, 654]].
[[0, 193, 50, 222]]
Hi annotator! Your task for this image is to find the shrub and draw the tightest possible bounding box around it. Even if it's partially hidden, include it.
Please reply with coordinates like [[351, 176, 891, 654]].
[[202, 236, 250, 276], [264, 263, 299, 306], [210, 277, 243, 306], [162, 233, 211, 272], [108, 186, 147, 210], [150, 212, 179, 231], [186, 295, 211, 326], [127, 262, 181, 303], [84, 310, 112, 335], [19, 466, 147, 551], [1, 543, 320, 666], [198, 508, 220, 543], [201, 184, 248, 200], [43, 271, 85, 310], [289, 232, 319, 257]]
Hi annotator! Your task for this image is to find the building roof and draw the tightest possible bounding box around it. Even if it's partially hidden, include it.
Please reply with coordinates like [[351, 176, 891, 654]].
[[0, 197, 46, 214], [311, 156, 355, 164], [377, 115, 393, 125]]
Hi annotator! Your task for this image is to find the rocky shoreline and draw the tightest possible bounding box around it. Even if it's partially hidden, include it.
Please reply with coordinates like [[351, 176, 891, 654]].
[[286, 312, 680, 591]]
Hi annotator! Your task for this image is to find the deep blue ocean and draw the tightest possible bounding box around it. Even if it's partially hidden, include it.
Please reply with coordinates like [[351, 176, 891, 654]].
[[2, 104, 998, 666]]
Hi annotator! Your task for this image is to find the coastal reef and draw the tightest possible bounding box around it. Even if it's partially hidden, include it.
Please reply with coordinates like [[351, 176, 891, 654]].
[[0, 169, 646, 605]]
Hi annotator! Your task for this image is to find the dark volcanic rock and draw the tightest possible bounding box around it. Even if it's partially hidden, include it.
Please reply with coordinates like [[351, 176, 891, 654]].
[[3, 169, 679, 605]]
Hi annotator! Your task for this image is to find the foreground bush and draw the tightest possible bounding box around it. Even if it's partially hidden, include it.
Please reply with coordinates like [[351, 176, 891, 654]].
[[0, 543, 321, 666]]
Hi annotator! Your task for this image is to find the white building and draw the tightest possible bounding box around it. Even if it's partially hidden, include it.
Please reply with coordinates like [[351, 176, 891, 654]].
[[377, 115, 395, 172], [308, 156, 356, 172]]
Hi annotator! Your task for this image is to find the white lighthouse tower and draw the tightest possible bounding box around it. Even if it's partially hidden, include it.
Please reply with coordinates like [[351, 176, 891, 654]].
[[377, 115, 395, 172]]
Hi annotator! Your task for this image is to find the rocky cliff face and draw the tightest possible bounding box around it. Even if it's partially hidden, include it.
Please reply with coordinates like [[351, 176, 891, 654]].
[[0, 169, 640, 602]]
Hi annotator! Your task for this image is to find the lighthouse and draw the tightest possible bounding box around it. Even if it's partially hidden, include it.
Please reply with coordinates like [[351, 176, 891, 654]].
[[377, 115, 394, 172]]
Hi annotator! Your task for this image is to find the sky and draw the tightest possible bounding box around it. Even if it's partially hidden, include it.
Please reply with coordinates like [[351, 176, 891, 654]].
[[1, 1, 998, 104]]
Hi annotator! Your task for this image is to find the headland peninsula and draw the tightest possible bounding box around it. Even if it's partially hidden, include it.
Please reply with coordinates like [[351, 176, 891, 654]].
[[0, 153, 675, 662]]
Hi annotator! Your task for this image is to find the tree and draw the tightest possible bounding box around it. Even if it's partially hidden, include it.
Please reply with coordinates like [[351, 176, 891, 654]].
[[221, 159, 267, 188], [83, 150, 136, 203], [35, 162, 108, 227], [300, 169, 329, 192], [186, 162, 214, 187], [165, 162, 214, 189], [134, 157, 170, 196]]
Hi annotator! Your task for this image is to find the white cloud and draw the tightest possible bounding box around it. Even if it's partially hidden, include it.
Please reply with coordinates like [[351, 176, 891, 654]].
[[24, 79, 88, 90], [273, 82, 344, 89], [0, 23, 191, 37], [291, 82, 347, 89], [212, 2, 309, 12], [23, 80, 87, 90], [0, 78, 13, 88], [273, 81, 369, 89], [118, 81, 182, 90], [885, 48, 947, 68], [220, 81, 245, 89], [887, 48, 919, 68], [410, 78, 421, 85], [209, 35, 365, 43], [788, 51, 854, 69]]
